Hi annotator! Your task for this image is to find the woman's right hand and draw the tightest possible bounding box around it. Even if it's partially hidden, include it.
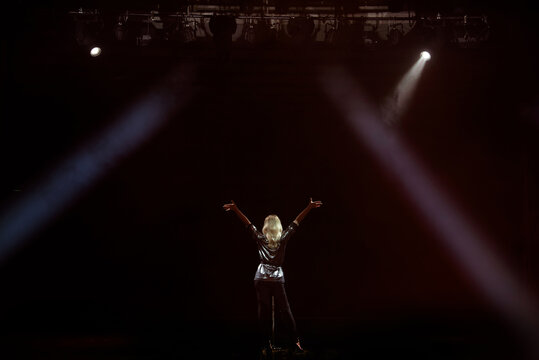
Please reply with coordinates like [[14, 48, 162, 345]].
[[309, 197, 323, 208], [223, 200, 237, 212]]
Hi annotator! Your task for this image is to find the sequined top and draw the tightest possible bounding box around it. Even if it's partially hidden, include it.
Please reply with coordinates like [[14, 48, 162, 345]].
[[248, 222, 298, 283]]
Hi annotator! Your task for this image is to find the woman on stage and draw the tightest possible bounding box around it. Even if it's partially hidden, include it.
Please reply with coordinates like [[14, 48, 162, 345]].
[[223, 198, 322, 353]]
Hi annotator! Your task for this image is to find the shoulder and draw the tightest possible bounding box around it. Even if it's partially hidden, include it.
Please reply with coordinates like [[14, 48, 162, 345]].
[[281, 222, 298, 240], [247, 224, 265, 240]]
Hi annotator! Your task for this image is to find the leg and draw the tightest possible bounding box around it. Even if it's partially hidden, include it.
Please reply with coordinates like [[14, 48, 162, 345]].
[[254, 281, 272, 348], [272, 282, 298, 346]]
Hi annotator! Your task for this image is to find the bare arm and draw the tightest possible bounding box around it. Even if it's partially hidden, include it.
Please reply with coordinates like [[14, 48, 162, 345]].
[[293, 197, 323, 225], [223, 200, 251, 226]]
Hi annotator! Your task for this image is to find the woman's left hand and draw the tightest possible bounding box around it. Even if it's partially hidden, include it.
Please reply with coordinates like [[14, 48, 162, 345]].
[[223, 200, 237, 212]]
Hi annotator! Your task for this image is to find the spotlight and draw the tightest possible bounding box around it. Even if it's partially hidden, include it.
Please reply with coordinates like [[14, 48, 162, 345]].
[[421, 51, 431, 60], [73, 11, 104, 50], [90, 46, 102, 57]]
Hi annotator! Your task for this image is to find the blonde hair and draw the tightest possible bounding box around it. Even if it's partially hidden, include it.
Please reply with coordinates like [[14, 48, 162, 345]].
[[262, 215, 283, 249]]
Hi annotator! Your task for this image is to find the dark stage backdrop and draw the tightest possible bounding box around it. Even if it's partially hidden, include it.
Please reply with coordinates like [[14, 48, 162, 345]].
[[1, 3, 539, 359]]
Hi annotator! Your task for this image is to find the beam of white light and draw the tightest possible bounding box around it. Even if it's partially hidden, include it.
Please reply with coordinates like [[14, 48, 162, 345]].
[[421, 51, 431, 60], [320, 67, 539, 350], [0, 66, 196, 262], [381, 55, 428, 124]]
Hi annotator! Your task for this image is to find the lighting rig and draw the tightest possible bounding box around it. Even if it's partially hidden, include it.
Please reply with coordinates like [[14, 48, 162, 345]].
[[68, 4, 490, 55]]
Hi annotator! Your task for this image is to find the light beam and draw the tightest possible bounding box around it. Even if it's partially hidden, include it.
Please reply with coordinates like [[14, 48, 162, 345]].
[[0, 65, 196, 262], [381, 52, 431, 124], [320, 67, 539, 354]]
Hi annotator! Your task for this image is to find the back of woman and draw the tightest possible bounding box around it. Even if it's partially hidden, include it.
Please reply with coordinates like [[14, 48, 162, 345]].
[[223, 198, 322, 354]]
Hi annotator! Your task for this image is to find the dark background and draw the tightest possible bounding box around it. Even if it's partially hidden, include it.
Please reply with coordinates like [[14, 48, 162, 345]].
[[1, 1, 539, 359]]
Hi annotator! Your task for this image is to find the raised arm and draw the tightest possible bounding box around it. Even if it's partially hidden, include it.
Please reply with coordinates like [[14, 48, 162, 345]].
[[223, 200, 251, 226], [293, 197, 323, 225]]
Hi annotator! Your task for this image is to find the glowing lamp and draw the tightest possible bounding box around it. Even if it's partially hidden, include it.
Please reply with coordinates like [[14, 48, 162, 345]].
[[90, 47, 102, 57], [420, 51, 431, 60]]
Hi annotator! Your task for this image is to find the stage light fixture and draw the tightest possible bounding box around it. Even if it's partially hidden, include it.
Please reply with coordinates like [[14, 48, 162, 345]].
[[73, 11, 104, 52], [90, 46, 102, 57], [113, 14, 129, 42], [421, 51, 431, 60]]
